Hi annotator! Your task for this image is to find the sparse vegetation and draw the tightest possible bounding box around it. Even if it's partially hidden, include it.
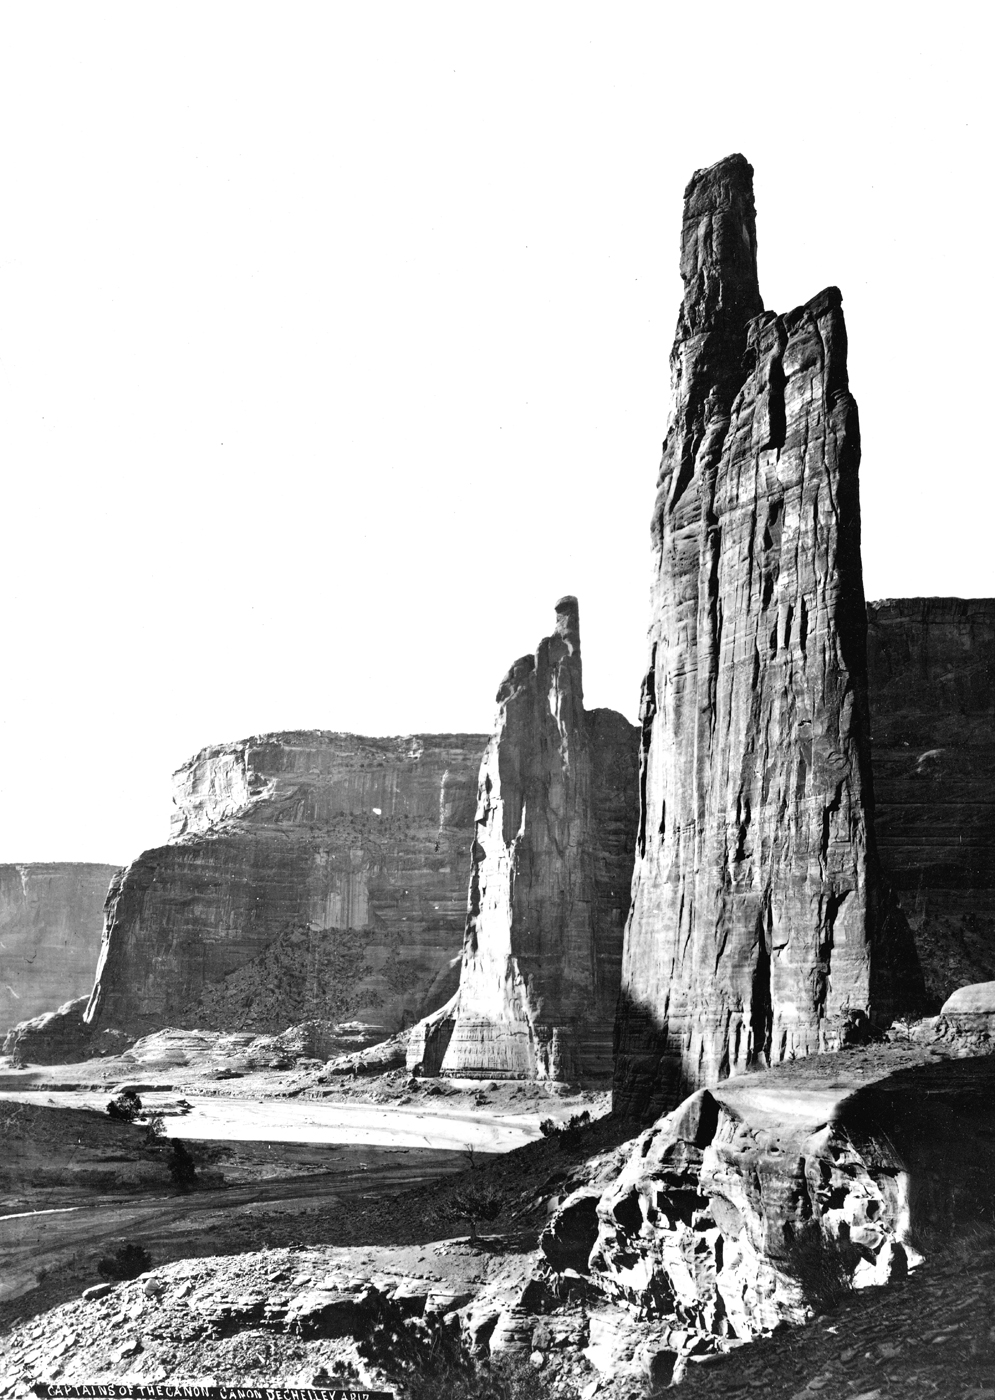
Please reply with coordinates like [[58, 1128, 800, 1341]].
[[539, 1110, 591, 1150], [96, 1242, 152, 1281], [783, 1222, 861, 1313], [167, 1138, 198, 1192], [443, 1183, 504, 1241], [143, 1112, 166, 1143], [105, 1089, 142, 1122], [405, 1351, 579, 1400]]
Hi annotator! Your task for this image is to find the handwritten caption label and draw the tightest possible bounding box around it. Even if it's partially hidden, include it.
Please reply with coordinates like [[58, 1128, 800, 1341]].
[[33, 1387, 394, 1400]]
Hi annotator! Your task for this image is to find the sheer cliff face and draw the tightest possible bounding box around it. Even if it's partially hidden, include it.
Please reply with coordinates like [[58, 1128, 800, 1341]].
[[0, 864, 119, 1035], [867, 598, 995, 1003], [436, 599, 639, 1081], [84, 731, 487, 1037], [615, 155, 911, 1119]]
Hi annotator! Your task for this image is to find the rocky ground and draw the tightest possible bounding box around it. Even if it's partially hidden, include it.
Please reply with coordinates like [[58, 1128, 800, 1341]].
[[2, 1031, 994, 1395], [0, 1239, 542, 1395], [674, 1228, 995, 1399]]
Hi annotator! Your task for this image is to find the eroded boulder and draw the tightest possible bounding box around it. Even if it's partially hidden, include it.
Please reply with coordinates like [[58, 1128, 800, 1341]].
[[541, 1057, 995, 1345]]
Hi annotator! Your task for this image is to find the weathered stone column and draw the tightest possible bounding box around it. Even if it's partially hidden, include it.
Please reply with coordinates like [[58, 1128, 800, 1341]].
[[614, 155, 922, 1120], [438, 598, 639, 1081]]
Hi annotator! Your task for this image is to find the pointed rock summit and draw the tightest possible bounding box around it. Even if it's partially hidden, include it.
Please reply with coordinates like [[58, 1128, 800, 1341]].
[[614, 155, 922, 1119], [421, 598, 639, 1081]]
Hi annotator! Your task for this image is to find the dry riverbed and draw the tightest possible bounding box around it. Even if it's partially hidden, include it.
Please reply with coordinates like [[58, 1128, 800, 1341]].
[[0, 1065, 611, 1328]]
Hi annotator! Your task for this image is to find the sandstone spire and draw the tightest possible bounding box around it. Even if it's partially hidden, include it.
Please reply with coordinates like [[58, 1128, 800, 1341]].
[[614, 155, 921, 1119], [430, 599, 639, 1081]]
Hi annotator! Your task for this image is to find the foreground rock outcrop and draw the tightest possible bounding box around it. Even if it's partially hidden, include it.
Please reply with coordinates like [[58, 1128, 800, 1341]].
[[10, 732, 488, 1057], [541, 1055, 995, 1355], [416, 599, 639, 1081], [0, 864, 119, 1036], [866, 597, 995, 1004], [614, 153, 922, 1120]]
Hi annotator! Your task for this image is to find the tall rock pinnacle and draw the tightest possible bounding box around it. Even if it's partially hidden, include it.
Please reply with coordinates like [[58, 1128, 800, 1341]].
[[428, 599, 639, 1081], [614, 155, 922, 1119]]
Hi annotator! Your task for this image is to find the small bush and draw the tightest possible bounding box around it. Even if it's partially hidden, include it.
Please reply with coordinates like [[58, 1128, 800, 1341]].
[[97, 1242, 152, 1281], [106, 1090, 142, 1122], [406, 1351, 578, 1400], [143, 1113, 166, 1144], [540, 1111, 591, 1150], [168, 1139, 198, 1192], [784, 1223, 861, 1312], [443, 1185, 504, 1241]]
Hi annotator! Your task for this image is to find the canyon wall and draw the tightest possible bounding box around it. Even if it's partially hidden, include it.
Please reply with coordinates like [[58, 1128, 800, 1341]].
[[866, 597, 995, 1004], [0, 864, 119, 1035], [614, 154, 921, 1121], [427, 598, 639, 1081], [77, 730, 488, 1040]]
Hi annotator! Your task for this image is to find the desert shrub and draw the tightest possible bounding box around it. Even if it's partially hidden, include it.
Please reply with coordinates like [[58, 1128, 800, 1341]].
[[784, 1223, 861, 1312], [540, 1111, 591, 1151], [97, 1242, 152, 1280], [443, 1184, 504, 1240], [106, 1089, 142, 1122], [406, 1352, 577, 1400], [168, 1139, 198, 1192], [143, 1113, 166, 1144]]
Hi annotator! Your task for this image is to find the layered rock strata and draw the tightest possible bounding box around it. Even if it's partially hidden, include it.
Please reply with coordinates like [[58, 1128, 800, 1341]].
[[0, 864, 119, 1036], [424, 598, 639, 1081], [541, 1057, 995, 1346], [73, 731, 488, 1042], [614, 154, 921, 1120], [866, 598, 995, 1003]]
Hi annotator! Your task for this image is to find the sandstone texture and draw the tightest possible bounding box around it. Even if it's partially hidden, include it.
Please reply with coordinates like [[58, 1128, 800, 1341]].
[[2, 996, 130, 1064], [0, 1243, 546, 1392], [70, 731, 487, 1044], [614, 154, 921, 1120], [541, 1056, 995, 1351], [0, 863, 119, 1036], [941, 980, 995, 1014], [866, 597, 995, 1004], [423, 599, 639, 1082]]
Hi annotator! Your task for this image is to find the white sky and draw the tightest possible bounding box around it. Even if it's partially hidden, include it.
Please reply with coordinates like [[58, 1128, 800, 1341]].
[[1, 4, 991, 864]]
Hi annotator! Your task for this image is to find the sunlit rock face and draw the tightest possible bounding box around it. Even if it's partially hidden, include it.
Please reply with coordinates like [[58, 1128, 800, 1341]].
[[80, 731, 488, 1040], [614, 154, 922, 1121], [0, 864, 119, 1036], [541, 1057, 995, 1345], [866, 598, 995, 1004], [433, 598, 640, 1081]]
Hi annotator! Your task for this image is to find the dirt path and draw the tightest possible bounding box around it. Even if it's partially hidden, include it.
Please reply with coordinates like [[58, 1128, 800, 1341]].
[[0, 1089, 552, 1312], [0, 1147, 468, 1305]]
